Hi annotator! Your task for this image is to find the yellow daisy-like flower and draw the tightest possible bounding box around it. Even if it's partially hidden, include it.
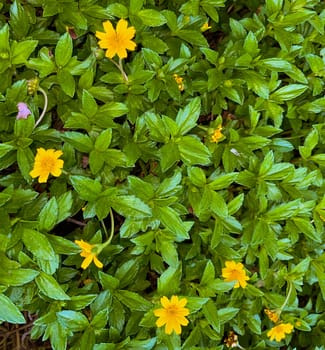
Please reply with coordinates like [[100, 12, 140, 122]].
[[173, 74, 184, 91], [201, 22, 212, 32], [267, 323, 294, 342], [29, 148, 64, 183], [95, 19, 136, 59], [222, 261, 249, 288], [264, 308, 280, 323], [211, 125, 223, 143], [154, 295, 189, 335], [75, 239, 103, 270]]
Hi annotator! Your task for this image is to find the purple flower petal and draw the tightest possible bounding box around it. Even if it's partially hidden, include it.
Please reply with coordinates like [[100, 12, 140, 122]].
[[16, 102, 32, 120]]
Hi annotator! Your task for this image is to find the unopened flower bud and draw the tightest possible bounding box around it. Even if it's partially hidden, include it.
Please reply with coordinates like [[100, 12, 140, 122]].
[[27, 78, 39, 95]]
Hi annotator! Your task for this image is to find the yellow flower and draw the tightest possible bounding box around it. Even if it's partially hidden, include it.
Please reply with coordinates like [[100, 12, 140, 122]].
[[267, 323, 294, 342], [75, 239, 103, 269], [264, 308, 280, 323], [173, 74, 184, 91], [29, 148, 64, 183], [154, 295, 189, 335], [201, 22, 212, 32], [211, 125, 223, 143], [95, 19, 136, 59], [222, 261, 249, 288]]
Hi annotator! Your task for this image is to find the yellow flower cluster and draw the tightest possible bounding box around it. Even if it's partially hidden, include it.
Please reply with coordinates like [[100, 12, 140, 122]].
[[210, 125, 223, 143], [173, 74, 184, 91]]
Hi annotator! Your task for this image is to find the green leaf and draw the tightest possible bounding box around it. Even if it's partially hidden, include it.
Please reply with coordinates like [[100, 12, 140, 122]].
[[62, 131, 93, 152], [115, 290, 152, 311], [154, 205, 190, 241], [160, 143, 180, 172], [271, 84, 308, 102], [201, 260, 215, 285], [36, 272, 70, 300], [27, 47, 56, 78], [57, 191, 73, 224], [188, 166, 206, 187], [46, 234, 80, 255], [0, 294, 25, 324], [157, 265, 181, 295], [137, 9, 166, 26], [178, 136, 211, 166], [11, 40, 38, 65], [176, 97, 201, 135], [94, 129, 112, 152], [208, 172, 237, 190], [176, 30, 208, 47], [218, 307, 240, 324], [57, 310, 89, 332], [264, 199, 301, 221], [203, 300, 220, 332], [39, 197, 59, 232], [0, 268, 39, 286], [70, 175, 102, 202], [292, 218, 321, 243], [22, 228, 57, 263], [57, 69, 75, 97], [82, 89, 98, 118], [9, 0, 30, 39], [112, 195, 152, 218], [55, 32, 73, 67], [17, 147, 34, 182]]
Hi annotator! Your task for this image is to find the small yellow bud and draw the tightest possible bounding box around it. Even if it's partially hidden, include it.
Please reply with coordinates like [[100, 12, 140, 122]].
[[27, 78, 39, 95]]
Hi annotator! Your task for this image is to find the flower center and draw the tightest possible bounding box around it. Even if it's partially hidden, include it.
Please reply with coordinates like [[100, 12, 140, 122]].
[[41, 157, 55, 172], [167, 305, 179, 316], [230, 269, 242, 281]]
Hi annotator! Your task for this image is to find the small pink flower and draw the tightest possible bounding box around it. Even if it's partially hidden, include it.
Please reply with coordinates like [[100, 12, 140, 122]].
[[16, 102, 31, 120]]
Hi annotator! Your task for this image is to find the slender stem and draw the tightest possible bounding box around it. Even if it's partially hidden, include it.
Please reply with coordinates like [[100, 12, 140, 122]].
[[280, 281, 293, 312], [109, 58, 128, 81], [118, 58, 129, 82], [34, 87, 48, 128], [100, 209, 115, 246], [108, 209, 115, 244]]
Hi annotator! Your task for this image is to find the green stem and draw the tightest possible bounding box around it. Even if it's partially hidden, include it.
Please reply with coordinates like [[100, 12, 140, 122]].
[[279, 281, 293, 313], [34, 86, 48, 129], [109, 58, 129, 82], [100, 209, 115, 247]]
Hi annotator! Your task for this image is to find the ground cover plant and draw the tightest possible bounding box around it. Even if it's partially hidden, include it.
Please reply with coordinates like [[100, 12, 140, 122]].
[[1, 0, 325, 349]]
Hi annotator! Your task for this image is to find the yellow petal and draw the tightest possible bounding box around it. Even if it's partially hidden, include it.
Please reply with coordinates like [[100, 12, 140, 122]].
[[93, 255, 103, 268], [160, 296, 171, 308], [103, 20, 115, 35], [81, 254, 93, 269]]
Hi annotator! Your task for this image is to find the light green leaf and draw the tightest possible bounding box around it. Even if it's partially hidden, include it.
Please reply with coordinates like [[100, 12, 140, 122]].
[[55, 32, 73, 67], [0, 294, 25, 324]]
